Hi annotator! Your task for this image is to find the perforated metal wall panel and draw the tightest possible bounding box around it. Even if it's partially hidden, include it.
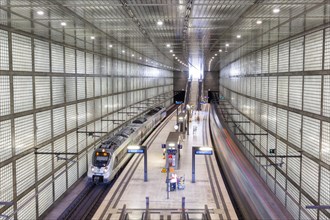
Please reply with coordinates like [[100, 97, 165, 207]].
[[34, 39, 50, 72], [289, 76, 303, 110], [51, 44, 64, 73], [0, 13, 173, 218], [38, 178, 53, 215], [0, 164, 13, 203], [77, 50, 85, 74], [0, 30, 9, 70], [17, 191, 36, 220], [52, 77, 65, 105], [14, 115, 34, 154], [37, 145, 52, 181], [269, 46, 278, 73], [54, 168, 66, 200], [324, 76, 330, 117], [12, 33, 32, 71], [320, 167, 330, 209], [13, 76, 33, 113], [290, 37, 304, 72], [0, 120, 11, 163], [53, 107, 65, 138], [278, 42, 289, 73], [66, 77, 76, 102], [277, 76, 288, 106], [0, 75, 10, 116], [66, 104, 77, 131], [220, 21, 330, 219], [321, 122, 330, 164], [35, 76, 51, 108], [36, 111, 51, 145], [304, 30, 323, 71], [16, 153, 35, 195], [325, 28, 330, 70], [303, 75, 321, 114], [301, 156, 319, 201]]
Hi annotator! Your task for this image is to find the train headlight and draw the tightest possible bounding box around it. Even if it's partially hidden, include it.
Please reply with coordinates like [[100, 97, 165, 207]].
[[91, 165, 95, 172], [103, 167, 108, 173]]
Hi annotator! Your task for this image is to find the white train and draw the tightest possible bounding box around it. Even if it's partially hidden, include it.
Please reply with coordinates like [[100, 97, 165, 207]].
[[87, 106, 166, 184]]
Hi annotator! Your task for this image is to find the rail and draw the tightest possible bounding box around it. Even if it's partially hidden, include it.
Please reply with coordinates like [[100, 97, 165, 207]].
[[58, 105, 177, 220]]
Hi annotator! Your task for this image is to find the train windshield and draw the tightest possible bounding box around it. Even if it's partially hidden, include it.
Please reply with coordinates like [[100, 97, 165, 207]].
[[93, 151, 110, 167]]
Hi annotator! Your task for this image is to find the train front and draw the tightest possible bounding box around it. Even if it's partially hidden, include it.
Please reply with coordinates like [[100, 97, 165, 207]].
[[87, 148, 112, 184]]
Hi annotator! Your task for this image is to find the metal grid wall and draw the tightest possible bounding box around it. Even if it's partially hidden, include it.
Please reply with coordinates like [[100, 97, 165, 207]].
[[0, 27, 173, 219], [220, 23, 330, 219]]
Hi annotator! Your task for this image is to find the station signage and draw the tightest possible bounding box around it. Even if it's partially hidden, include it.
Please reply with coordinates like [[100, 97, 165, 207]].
[[161, 144, 166, 149], [195, 150, 213, 155], [127, 149, 144, 153], [167, 149, 177, 154]]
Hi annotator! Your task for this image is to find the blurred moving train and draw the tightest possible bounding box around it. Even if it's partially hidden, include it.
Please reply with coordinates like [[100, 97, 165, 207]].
[[87, 106, 166, 184], [209, 104, 292, 219]]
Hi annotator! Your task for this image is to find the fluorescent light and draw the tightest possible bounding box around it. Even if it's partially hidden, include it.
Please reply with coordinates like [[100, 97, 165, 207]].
[[128, 146, 141, 150], [157, 20, 163, 26], [37, 11, 44, 15], [199, 147, 213, 151], [109, 44, 113, 48], [91, 36, 95, 40], [61, 22, 66, 26], [139, 57, 142, 60], [131, 54, 134, 57], [170, 50, 173, 53], [166, 44, 171, 47], [215, 54, 218, 56], [173, 54, 175, 56], [219, 49, 222, 52], [168, 143, 175, 147], [256, 20, 262, 24], [273, 8, 280, 13], [237, 35, 241, 39], [225, 43, 229, 47], [212, 57, 214, 59]]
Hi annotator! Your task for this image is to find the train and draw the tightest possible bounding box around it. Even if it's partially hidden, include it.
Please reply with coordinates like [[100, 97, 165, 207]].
[[87, 106, 167, 184], [209, 104, 293, 219]]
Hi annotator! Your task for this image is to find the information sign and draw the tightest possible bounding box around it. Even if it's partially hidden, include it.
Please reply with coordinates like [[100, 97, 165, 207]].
[[167, 149, 177, 154], [127, 149, 144, 153], [195, 150, 213, 155]]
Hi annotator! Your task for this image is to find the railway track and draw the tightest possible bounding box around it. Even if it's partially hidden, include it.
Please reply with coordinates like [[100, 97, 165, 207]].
[[58, 105, 178, 220]]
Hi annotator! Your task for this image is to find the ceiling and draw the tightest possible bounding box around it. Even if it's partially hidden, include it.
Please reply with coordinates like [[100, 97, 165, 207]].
[[0, 0, 329, 72]]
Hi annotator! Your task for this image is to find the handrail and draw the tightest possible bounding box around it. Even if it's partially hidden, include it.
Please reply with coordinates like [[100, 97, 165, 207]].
[[183, 80, 191, 110], [204, 205, 212, 220], [119, 204, 127, 220], [197, 80, 203, 110]]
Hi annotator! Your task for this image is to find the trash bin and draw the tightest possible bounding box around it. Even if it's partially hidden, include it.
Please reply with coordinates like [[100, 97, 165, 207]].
[[170, 182, 176, 191]]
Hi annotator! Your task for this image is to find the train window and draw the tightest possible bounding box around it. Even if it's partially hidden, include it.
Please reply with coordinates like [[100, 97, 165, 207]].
[[93, 152, 110, 167], [132, 117, 147, 124]]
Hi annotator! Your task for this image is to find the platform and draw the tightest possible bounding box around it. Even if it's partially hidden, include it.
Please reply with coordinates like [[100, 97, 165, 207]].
[[93, 105, 238, 220]]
